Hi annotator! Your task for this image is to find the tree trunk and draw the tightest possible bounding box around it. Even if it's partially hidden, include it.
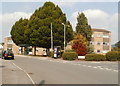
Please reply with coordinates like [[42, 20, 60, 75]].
[[21, 47, 23, 55], [34, 46, 36, 56]]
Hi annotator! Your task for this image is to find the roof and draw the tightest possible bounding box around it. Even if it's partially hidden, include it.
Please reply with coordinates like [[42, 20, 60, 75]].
[[92, 29, 111, 32]]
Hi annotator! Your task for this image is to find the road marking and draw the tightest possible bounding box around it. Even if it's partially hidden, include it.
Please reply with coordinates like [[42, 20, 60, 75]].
[[12, 62, 36, 86], [88, 66, 92, 68], [93, 67, 97, 69], [113, 70, 118, 72], [82, 65, 87, 67]]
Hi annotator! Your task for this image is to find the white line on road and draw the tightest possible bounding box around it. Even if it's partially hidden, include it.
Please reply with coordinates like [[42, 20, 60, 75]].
[[93, 67, 97, 69], [87, 66, 92, 68], [12, 62, 36, 86]]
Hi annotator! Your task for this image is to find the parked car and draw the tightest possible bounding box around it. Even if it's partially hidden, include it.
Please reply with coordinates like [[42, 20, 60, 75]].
[[3, 50, 14, 60]]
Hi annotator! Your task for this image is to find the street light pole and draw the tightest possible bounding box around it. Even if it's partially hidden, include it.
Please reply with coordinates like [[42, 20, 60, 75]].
[[51, 23, 53, 57], [62, 23, 66, 52]]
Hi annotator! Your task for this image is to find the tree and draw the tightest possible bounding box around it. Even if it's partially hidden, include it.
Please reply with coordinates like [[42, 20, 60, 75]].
[[11, 18, 29, 45], [76, 12, 92, 43], [26, 2, 73, 51], [72, 43, 87, 56], [115, 41, 120, 48], [87, 45, 94, 54], [71, 34, 88, 56], [112, 41, 120, 51], [71, 34, 88, 46]]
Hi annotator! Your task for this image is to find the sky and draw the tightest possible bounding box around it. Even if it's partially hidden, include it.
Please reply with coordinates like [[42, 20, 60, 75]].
[[0, 0, 119, 45]]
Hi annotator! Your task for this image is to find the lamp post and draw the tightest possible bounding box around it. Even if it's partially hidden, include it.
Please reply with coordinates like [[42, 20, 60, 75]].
[[62, 23, 70, 52], [51, 23, 53, 57], [62, 23, 65, 52]]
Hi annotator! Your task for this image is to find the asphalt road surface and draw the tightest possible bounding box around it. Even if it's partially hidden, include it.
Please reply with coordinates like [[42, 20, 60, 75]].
[[1, 55, 118, 85]]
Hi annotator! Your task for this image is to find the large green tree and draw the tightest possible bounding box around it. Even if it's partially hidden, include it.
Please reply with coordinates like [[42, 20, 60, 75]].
[[11, 18, 29, 46], [26, 2, 73, 50], [76, 12, 92, 43]]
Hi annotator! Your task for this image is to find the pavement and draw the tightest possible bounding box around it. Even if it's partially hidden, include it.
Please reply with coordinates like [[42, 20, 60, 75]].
[[1, 55, 119, 85]]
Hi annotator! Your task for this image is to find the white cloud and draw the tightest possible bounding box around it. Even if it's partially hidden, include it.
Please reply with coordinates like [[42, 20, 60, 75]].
[[70, 9, 118, 44], [0, 12, 32, 42]]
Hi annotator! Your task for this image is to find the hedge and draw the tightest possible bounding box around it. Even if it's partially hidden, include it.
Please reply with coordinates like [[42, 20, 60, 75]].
[[106, 51, 120, 61], [62, 52, 78, 61], [85, 54, 106, 61], [47, 51, 54, 57]]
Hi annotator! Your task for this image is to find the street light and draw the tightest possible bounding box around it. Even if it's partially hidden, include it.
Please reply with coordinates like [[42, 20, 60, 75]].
[[62, 23, 70, 52], [51, 23, 53, 57]]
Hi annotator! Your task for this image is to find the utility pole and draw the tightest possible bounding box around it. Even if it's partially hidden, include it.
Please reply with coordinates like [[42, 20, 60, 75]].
[[51, 23, 53, 57]]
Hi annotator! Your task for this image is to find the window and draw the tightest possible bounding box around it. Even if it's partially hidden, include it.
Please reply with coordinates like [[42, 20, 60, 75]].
[[97, 42, 101, 45], [97, 50, 100, 53], [8, 40, 13, 44], [90, 41, 94, 45], [67, 43, 71, 45], [103, 34, 109, 38], [97, 34, 101, 37], [103, 42, 109, 46]]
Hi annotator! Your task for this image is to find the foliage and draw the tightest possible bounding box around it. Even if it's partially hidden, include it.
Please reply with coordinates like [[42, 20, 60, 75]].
[[115, 41, 120, 48], [112, 41, 120, 51], [26, 2, 73, 49], [65, 49, 75, 52], [71, 34, 88, 46], [87, 45, 94, 54], [62, 52, 78, 60], [72, 43, 87, 56], [71, 34, 87, 56], [11, 18, 29, 46], [47, 51, 54, 57], [112, 47, 120, 51], [106, 51, 120, 61], [85, 54, 106, 61], [76, 12, 92, 43]]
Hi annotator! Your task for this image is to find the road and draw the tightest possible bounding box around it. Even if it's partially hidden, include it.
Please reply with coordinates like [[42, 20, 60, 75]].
[[1, 55, 118, 85]]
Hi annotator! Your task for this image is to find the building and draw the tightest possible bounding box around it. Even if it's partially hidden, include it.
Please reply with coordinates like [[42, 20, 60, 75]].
[[3, 37, 44, 55], [4, 37, 20, 55], [66, 28, 111, 54], [90, 29, 111, 54]]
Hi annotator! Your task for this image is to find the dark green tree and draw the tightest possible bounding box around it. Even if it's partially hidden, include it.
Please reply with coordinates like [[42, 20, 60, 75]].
[[26, 2, 73, 53], [11, 18, 29, 45], [112, 41, 120, 51], [76, 12, 92, 43], [115, 41, 120, 48]]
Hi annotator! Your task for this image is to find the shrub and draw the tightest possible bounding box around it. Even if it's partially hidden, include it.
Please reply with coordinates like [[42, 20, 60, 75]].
[[65, 50, 75, 52], [106, 51, 119, 61], [72, 43, 87, 56], [62, 52, 78, 61], [85, 54, 106, 61], [47, 51, 54, 57]]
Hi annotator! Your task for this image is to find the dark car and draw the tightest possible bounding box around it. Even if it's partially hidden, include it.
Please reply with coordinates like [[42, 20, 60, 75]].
[[3, 51, 14, 60]]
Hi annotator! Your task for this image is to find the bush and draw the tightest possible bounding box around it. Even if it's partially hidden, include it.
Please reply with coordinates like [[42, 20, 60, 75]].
[[72, 43, 87, 56], [106, 51, 119, 61], [47, 51, 54, 57], [62, 52, 78, 61], [65, 50, 75, 52], [85, 54, 106, 61]]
